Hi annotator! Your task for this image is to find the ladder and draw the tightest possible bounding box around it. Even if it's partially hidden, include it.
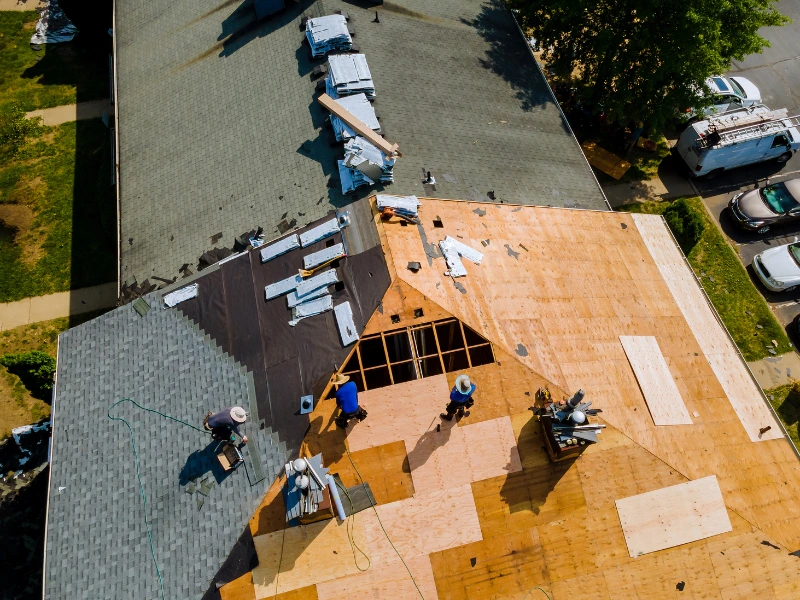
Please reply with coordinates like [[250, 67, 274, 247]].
[[704, 113, 800, 147]]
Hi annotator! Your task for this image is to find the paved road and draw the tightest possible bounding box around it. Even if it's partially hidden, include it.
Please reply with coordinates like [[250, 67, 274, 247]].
[[691, 0, 800, 333]]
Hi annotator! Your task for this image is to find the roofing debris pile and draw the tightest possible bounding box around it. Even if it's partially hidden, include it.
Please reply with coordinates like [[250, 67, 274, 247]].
[[31, 0, 78, 45], [330, 93, 381, 142], [439, 235, 483, 278], [258, 216, 358, 344], [326, 54, 376, 99], [340, 136, 396, 193], [306, 15, 352, 57]]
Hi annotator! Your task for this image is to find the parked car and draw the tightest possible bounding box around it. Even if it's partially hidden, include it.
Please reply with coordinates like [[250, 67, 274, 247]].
[[728, 177, 800, 234], [752, 242, 800, 292], [675, 105, 799, 178], [685, 76, 761, 120]]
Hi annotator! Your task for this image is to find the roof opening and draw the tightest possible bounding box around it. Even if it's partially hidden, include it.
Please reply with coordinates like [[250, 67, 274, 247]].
[[326, 239, 336, 247], [390, 314, 401, 324], [332, 318, 494, 394], [334, 281, 345, 292], [413, 308, 424, 318], [433, 219, 444, 228]]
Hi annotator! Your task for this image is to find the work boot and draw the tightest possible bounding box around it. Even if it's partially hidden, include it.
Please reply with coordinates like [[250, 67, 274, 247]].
[[335, 417, 348, 429], [440, 413, 453, 421]]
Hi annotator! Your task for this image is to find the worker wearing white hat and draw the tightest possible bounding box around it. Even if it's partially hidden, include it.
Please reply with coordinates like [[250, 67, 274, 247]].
[[203, 406, 249, 443], [441, 374, 476, 421]]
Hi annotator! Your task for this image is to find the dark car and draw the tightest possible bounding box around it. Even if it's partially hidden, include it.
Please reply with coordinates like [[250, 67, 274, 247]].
[[728, 177, 800, 234]]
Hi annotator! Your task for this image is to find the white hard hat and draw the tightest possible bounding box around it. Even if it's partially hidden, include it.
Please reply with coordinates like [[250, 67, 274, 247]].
[[295, 474, 310, 490], [455, 374, 472, 394], [230, 406, 247, 423], [570, 410, 586, 424], [292, 458, 308, 472]]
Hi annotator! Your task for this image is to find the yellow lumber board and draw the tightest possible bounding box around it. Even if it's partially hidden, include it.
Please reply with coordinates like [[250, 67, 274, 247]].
[[615, 475, 732, 557], [619, 335, 693, 425], [581, 141, 631, 179]]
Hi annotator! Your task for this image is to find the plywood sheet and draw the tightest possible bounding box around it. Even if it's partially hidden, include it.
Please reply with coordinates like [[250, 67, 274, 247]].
[[404, 416, 522, 494], [252, 519, 369, 597], [615, 475, 732, 557], [361, 484, 483, 564], [316, 554, 438, 600], [619, 335, 692, 425], [220, 573, 256, 600], [345, 375, 451, 452]]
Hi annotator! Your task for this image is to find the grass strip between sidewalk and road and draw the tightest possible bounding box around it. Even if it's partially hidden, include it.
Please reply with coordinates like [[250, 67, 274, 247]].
[[618, 197, 791, 362], [765, 383, 800, 446]]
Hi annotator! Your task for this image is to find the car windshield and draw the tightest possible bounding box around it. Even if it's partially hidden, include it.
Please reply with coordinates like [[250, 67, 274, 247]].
[[790, 243, 800, 268], [728, 78, 746, 98], [761, 182, 799, 214], [712, 77, 731, 94]]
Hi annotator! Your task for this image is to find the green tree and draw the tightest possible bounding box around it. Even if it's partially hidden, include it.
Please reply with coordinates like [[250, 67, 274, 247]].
[[0, 350, 56, 401], [663, 198, 705, 254], [509, 0, 789, 130]]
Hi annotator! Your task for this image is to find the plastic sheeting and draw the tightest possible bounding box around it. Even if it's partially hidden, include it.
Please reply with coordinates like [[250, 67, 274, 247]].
[[31, 1, 78, 45]]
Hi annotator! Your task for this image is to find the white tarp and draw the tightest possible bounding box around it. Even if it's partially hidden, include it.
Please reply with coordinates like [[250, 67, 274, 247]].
[[31, 0, 78, 45], [163, 283, 199, 308]]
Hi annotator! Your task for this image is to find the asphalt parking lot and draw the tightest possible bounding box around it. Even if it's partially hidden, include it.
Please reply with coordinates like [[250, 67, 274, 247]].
[[688, 0, 800, 331]]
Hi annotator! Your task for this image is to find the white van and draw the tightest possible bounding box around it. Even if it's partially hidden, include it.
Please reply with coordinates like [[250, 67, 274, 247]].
[[676, 105, 800, 178]]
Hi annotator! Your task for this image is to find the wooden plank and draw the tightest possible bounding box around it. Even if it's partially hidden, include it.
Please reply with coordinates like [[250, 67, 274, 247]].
[[615, 475, 732, 557], [252, 519, 369, 597], [619, 335, 692, 425], [581, 141, 631, 180], [319, 93, 400, 157]]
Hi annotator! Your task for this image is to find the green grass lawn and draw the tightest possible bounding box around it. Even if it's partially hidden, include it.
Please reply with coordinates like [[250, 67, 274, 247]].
[[766, 383, 800, 446], [0, 119, 116, 302], [587, 134, 672, 184], [618, 197, 791, 361], [0, 11, 108, 112]]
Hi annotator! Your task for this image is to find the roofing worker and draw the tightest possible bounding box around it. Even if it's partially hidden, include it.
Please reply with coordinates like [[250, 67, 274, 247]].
[[203, 406, 248, 443], [333, 373, 367, 429], [441, 374, 476, 421]]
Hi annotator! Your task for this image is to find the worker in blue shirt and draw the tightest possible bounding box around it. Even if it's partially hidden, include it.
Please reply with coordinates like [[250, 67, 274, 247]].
[[441, 374, 476, 421], [333, 373, 367, 429], [203, 406, 248, 443]]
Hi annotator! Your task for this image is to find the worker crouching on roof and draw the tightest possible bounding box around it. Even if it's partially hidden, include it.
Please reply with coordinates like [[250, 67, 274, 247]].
[[441, 374, 476, 421], [203, 406, 249, 443], [333, 373, 367, 429]]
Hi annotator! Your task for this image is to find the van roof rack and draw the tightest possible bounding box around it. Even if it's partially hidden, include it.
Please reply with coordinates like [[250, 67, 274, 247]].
[[698, 108, 800, 148]]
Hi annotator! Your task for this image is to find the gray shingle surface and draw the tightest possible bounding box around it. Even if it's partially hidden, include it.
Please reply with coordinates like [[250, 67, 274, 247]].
[[44, 302, 286, 600], [116, 0, 607, 284]]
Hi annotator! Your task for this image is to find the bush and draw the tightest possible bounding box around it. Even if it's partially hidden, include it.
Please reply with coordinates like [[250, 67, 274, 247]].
[[0, 350, 56, 401], [0, 104, 42, 158], [664, 198, 705, 254]]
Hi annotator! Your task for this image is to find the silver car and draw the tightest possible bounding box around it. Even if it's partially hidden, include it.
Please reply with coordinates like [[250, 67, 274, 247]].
[[729, 178, 800, 234], [753, 242, 800, 292]]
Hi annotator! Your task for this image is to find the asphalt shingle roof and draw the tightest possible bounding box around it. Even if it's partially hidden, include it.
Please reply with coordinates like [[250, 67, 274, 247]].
[[44, 301, 285, 599], [116, 0, 608, 284]]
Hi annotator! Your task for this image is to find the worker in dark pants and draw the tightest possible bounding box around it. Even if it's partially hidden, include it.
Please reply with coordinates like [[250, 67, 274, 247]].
[[203, 406, 249, 443], [441, 374, 476, 421], [333, 373, 367, 429]]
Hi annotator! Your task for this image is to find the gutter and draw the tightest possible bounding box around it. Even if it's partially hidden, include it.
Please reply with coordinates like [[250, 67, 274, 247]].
[[507, 9, 613, 212], [40, 334, 60, 600], [112, 0, 122, 298]]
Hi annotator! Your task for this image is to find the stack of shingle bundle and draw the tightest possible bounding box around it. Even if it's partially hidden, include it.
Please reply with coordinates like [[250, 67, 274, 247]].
[[340, 136, 395, 193], [326, 54, 376, 99], [306, 14, 352, 58], [376, 195, 420, 218], [330, 93, 380, 141]]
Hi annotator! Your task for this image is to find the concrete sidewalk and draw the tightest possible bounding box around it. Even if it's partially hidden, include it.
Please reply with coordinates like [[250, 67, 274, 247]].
[[0, 283, 118, 331], [603, 168, 697, 207], [749, 351, 800, 390], [0, 0, 44, 10], [26, 99, 112, 127]]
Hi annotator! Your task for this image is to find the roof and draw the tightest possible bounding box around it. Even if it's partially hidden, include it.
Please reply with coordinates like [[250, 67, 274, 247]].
[[114, 0, 607, 285], [43, 208, 390, 599], [224, 197, 800, 599]]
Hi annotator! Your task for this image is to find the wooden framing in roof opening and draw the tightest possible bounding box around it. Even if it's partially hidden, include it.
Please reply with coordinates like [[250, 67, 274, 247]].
[[336, 318, 494, 393]]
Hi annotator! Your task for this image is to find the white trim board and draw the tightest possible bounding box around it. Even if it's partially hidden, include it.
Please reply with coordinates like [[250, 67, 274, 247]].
[[615, 475, 732, 557], [619, 335, 692, 426]]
